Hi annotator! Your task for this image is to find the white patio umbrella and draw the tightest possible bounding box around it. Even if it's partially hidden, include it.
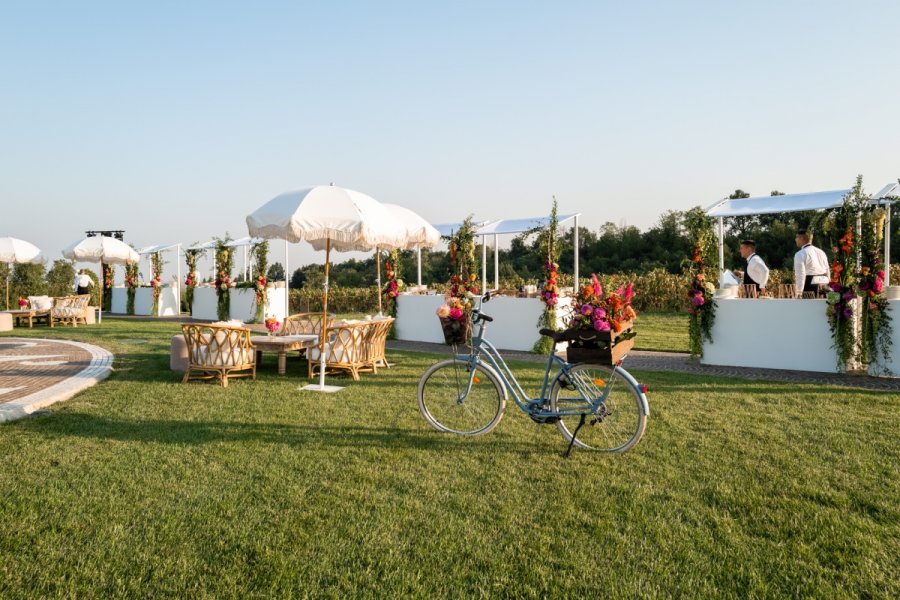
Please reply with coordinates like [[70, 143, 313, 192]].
[[247, 184, 407, 392], [62, 236, 140, 323], [1, 237, 43, 309], [383, 203, 442, 291]]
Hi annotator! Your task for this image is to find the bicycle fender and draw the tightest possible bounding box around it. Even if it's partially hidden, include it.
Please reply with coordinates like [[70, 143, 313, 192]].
[[617, 368, 650, 416]]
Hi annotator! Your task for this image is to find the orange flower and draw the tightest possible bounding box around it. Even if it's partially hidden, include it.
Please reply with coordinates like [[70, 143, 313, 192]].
[[582, 285, 594, 298], [624, 305, 636, 320], [609, 318, 622, 333], [861, 266, 871, 276]]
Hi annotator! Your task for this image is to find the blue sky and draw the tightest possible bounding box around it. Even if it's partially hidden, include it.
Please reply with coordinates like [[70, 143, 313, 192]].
[[2, 1, 898, 280]]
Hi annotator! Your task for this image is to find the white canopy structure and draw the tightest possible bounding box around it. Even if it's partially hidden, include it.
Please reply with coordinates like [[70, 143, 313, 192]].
[[435, 214, 581, 293], [705, 185, 897, 284]]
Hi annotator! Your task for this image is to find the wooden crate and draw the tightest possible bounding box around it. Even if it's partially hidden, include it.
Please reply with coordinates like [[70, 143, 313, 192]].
[[564, 320, 635, 365]]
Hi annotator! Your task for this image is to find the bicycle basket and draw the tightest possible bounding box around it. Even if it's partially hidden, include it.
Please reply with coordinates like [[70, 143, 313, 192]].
[[439, 316, 471, 345]]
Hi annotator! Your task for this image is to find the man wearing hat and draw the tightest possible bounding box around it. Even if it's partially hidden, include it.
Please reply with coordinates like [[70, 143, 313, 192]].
[[739, 239, 769, 294], [793, 229, 830, 297]]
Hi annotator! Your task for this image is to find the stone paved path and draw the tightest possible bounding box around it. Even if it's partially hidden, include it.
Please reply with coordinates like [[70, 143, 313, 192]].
[[386, 340, 900, 392], [0, 338, 113, 423]]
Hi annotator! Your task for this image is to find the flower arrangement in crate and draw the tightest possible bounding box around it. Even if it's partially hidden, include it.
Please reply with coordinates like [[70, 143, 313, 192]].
[[18, 296, 28, 309], [435, 217, 479, 345], [565, 274, 637, 364]]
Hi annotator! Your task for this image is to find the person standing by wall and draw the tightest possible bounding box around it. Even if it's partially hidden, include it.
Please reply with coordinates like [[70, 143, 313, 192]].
[[793, 230, 830, 297], [73, 269, 93, 295], [739, 239, 769, 294]]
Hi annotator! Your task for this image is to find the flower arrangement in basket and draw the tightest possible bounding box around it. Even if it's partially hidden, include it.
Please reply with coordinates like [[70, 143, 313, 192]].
[[264, 315, 281, 336], [565, 274, 637, 364], [435, 217, 479, 345], [18, 297, 28, 309]]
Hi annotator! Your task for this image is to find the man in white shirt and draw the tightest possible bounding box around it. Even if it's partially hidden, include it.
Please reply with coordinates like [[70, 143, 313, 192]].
[[739, 240, 769, 294], [793, 230, 830, 297], [73, 269, 93, 295]]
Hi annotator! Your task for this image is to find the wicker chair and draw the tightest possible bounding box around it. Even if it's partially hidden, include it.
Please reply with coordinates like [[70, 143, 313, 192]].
[[280, 312, 334, 336], [307, 321, 371, 381], [181, 323, 256, 388], [362, 317, 395, 373], [49, 295, 91, 327]]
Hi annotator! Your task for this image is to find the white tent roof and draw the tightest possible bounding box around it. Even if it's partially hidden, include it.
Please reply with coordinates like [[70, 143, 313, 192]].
[[706, 185, 898, 218], [187, 240, 217, 250], [137, 243, 180, 255], [475, 213, 579, 235], [432, 221, 490, 237], [225, 236, 264, 247], [433, 214, 579, 237]]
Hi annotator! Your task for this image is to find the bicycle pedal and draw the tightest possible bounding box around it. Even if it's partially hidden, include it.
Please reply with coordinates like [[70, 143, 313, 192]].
[[528, 414, 560, 425]]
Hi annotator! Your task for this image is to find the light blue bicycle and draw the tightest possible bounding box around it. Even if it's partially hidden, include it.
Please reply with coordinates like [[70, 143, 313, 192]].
[[417, 291, 650, 455]]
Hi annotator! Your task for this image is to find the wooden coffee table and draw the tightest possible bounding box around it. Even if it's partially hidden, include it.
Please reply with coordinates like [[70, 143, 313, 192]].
[[250, 334, 319, 375], [4, 309, 47, 328]]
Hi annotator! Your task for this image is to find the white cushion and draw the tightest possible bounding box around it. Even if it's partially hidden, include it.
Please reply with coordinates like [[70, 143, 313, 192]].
[[28, 295, 53, 311]]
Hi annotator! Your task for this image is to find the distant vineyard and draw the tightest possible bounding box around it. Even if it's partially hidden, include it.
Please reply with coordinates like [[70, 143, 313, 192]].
[[288, 265, 900, 314]]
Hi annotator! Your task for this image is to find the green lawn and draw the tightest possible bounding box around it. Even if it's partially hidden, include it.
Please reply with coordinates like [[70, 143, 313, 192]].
[[633, 311, 689, 352], [0, 319, 897, 598]]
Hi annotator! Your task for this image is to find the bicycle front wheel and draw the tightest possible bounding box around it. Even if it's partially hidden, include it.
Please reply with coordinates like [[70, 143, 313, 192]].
[[549, 363, 646, 452], [417, 359, 506, 435]]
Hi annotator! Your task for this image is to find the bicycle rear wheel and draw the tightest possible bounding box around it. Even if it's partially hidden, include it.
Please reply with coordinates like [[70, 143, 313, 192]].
[[417, 359, 506, 435], [549, 363, 646, 452]]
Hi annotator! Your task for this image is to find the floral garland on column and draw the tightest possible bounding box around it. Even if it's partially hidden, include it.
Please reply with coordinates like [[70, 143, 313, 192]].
[[214, 238, 234, 321], [102, 263, 114, 311], [125, 261, 139, 315], [184, 247, 203, 313], [683, 207, 718, 359], [533, 198, 560, 353], [150, 252, 164, 316], [819, 176, 893, 371], [858, 205, 892, 372], [382, 249, 403, 318], [251, 240, 269, 323]]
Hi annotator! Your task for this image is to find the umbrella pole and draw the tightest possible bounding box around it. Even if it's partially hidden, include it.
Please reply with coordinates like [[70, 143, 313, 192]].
[[5, 263, 10, 310], [376, 247, 382, 315]]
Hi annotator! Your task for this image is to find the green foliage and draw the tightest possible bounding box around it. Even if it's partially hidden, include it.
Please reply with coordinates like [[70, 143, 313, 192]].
[[10, 263, 48, 302], [46, 260, 76, 298], [266, 262, 285, 282]]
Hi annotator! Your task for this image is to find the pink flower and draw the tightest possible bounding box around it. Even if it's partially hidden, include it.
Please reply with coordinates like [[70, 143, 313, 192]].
[[593, 307, 606, 319], [873, 279, 884, 293], [591, 274, 602, 298], [691, 294, 705, 306], [580, 304, 593, 316], [449, 307, 464, 320], [593, 318, 611, 332]]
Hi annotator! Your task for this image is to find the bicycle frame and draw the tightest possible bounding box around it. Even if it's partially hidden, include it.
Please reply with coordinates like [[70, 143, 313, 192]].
[[455, 306, 631, 419]]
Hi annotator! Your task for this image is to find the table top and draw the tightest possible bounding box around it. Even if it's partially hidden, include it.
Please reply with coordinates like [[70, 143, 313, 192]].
[[250, 334, 319, 349]]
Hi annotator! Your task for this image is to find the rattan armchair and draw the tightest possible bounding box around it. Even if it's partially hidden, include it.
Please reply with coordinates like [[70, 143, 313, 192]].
[[181, 323, 256, 388], [49, 295, 91, 327], [362, 317, 395, 373], [280, 312, 334, 336], [307, 321, 371, 381]]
